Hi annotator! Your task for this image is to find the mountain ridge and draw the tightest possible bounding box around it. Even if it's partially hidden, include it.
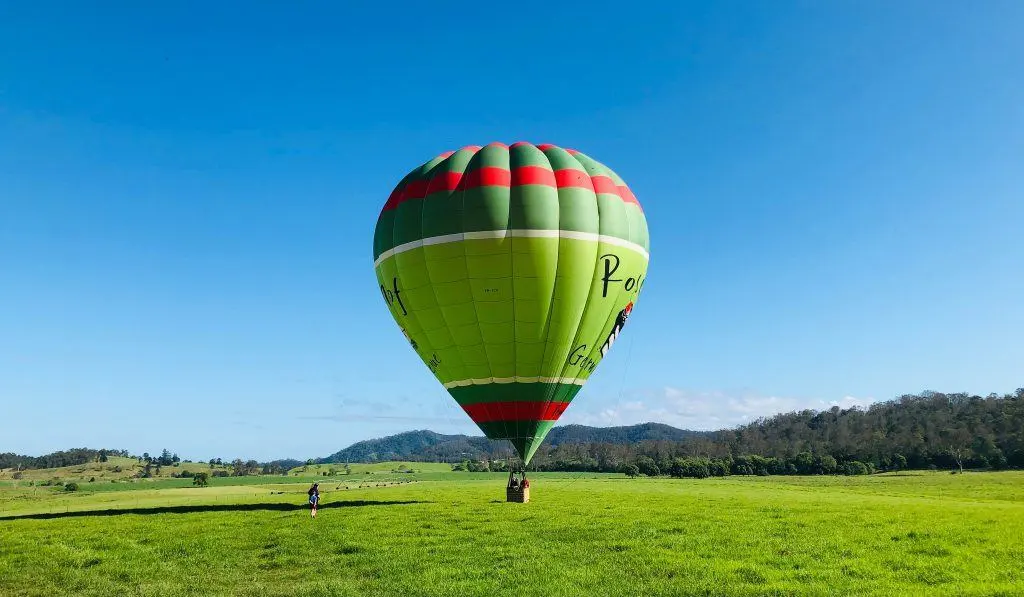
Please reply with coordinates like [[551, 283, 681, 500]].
[[318, 422, 707, 463]]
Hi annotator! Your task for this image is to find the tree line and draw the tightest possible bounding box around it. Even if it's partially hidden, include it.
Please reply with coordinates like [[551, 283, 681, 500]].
[[5, 389, 1020, 478], [0, 448, 129, 470], [516, 389, 1023, 476]]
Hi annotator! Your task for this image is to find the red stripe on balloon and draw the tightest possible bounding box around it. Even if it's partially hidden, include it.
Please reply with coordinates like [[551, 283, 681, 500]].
[[591, 175, 619, 197], [459, 166, 512, 189], [426, 171, 464, 194], [512, 165, 556, 187], [618, 185, 642, 209], [401, 178, 431, 201], [460, 401, 570, 423], [553, 169, 594, 190], [381, 164, 643, 210]]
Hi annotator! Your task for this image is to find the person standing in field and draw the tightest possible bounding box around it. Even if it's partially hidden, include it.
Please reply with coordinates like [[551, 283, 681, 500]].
[[308, 482, 320, 518]]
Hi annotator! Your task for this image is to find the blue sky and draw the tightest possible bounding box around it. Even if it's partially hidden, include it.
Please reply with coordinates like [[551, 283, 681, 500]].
[[2, 2, 1021, 461]]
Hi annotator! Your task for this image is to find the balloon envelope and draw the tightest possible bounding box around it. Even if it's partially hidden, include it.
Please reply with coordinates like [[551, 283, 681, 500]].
[[373, 142, 649, 464]]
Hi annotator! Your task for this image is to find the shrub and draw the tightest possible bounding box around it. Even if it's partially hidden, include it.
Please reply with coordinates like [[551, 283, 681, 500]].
[[842, 461, 869, 476], [668, 458, 711, 479], [708, 460, 730, 477], [64, 482, 78, 492], [193, 472, 209, 487], [819, 455, 839, 475], [623, 464, 640, 478], [635, 456, 660, 477]]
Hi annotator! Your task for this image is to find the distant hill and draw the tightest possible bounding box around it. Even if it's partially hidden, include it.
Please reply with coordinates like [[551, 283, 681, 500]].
[[318, 423, 706, 464], [318, 430, 499, 464], [546, 423, 705, 445]]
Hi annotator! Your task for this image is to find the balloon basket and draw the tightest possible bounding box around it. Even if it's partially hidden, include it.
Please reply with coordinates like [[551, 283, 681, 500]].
[[506, 486, 529, 503]]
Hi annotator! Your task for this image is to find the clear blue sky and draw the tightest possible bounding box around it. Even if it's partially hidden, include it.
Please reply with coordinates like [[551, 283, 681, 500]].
[[2, 2, 1021, 461]]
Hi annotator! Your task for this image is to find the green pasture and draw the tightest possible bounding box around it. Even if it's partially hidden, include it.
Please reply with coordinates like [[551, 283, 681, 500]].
[[287, 461, 453, 476], [1, 471, 1022, 596], [0, 457, 223, 483], [0, 459, 453, 494]]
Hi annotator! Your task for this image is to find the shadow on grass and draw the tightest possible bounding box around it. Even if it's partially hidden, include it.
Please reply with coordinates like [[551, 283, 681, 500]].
[[0, 499, 427, 521]]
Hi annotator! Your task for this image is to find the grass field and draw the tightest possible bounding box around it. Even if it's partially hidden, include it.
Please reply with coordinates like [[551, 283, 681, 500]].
[[1, 470, 1022, 596]]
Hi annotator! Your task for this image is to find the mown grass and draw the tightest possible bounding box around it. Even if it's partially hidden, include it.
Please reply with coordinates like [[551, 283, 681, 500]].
[[1, 471, 1022, 596]]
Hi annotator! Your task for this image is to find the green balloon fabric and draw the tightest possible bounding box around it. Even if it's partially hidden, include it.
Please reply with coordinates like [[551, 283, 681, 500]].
[[373, 142, 649, 465]]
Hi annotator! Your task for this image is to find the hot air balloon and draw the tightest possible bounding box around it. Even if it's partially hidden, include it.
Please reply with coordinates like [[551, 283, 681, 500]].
[[372, 142, 649, 491]]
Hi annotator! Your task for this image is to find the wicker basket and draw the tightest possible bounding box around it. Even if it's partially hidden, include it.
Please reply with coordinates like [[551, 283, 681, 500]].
[[506, 486, 530, 503]]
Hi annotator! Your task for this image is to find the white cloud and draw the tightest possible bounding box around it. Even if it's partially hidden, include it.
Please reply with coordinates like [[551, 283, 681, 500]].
[[562, 387, 878, 430]]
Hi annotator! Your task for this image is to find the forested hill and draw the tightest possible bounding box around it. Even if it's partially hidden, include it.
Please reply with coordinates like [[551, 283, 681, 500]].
[[717, 389, 1024, 470], [317, 423, 706, 464], [318, 430, 491, 464], [321, 389, 1023, 472]]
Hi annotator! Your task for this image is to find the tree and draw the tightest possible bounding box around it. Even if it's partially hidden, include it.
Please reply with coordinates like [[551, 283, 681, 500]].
[[842, 461, 869, 476], [949, 446, 965, 474], [623, 464, 640, 478], [818, 454, 838, 475], [893, 454, 907, 474], [636, 456, 660, 477], [193, 472, 209, 487]]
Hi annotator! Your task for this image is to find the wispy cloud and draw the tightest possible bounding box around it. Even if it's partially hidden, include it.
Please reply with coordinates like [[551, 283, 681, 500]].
[[562, 387, 877, 430]]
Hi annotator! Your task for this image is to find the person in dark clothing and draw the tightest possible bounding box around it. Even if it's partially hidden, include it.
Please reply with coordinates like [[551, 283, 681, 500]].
[[308, 482, 320, 518]]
